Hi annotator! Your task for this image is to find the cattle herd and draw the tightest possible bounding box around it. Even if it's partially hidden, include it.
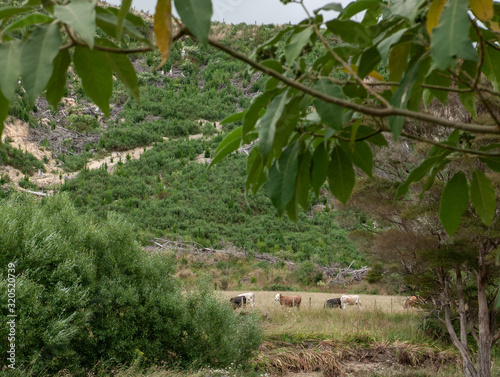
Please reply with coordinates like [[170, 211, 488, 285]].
[[228, 292, 367, 310]]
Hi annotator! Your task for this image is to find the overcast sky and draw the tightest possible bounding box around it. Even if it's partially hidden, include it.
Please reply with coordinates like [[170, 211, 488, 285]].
[[104, 0, 354, 24]]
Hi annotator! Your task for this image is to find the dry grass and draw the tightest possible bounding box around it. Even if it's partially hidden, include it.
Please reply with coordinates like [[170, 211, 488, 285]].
[[221, 291, 418, 313]]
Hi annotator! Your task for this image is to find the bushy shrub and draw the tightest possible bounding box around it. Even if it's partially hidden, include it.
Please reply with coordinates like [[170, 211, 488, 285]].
[[66, 114, 99, 133], [0, 141, 45, 175], [0, 194, 261, 374]]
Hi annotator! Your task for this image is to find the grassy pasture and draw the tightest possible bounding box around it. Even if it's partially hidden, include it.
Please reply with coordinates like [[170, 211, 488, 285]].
[[221, 291, 414, 313]]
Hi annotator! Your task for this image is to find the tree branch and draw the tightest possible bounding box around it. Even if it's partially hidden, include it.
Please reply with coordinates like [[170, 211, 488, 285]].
[[207, 37, 500, 135]]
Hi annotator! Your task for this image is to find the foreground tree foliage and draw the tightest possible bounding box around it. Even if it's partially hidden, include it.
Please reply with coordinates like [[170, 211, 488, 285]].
[[0, 194, 261, 374], [1, 0, 500, 376]]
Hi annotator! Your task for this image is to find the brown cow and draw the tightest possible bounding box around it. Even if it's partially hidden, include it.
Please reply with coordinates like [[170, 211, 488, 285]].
[[403, 296, 424, 309], [275, 293, 301, 308]]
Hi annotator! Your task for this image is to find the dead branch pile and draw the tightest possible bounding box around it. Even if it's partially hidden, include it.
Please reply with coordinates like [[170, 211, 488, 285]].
[[323, 261, 371, 286], [149, 238, 370, 285]]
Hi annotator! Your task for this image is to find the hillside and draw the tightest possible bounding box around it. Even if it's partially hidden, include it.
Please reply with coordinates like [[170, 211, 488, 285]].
[[0, 21, 370, 291]]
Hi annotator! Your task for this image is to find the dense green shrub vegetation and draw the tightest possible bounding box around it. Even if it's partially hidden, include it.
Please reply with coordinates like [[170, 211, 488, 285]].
[[61, 138, 365, 267], [0, 140, 45, 175], [0, 194, 261, 374]]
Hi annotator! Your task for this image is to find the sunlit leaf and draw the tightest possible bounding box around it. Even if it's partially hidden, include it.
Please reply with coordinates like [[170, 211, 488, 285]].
[[469, 0, 494, 21], [430, 0, 477, 70], [426, 0, 446, 36], [209, 126, 242, 167], [258, 91, 288, 162], [2, 13, 54, 34], [285, 27, 314, 63], [154, 0, 172, 68], [54, 0, 96, 49], [440, 172, 469, 236], [174, 0, 212, 46], [0, 41, 21, 100], [117, 0, 133, 40]]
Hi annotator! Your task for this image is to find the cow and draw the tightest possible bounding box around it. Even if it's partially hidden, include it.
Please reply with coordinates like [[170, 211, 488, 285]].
[[238, 292, 255, 307], [340, 294, 363, 310], [229, 295, 246, 308], [275, 293, 301, 308], [324, 298, 342, 308], [403, 295, 424, 309]]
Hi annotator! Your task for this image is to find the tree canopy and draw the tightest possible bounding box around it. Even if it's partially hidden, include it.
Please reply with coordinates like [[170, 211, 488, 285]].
[[0, 0, 499, 236]]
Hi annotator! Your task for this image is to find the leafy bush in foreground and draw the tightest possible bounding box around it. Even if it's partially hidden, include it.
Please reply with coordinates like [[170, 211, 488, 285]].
[[0, 194, 261, 375]]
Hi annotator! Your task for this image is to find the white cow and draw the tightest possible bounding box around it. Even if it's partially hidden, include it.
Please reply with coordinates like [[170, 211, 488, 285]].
[[238, 292, 255, 307], [340, 294, 363, 310]]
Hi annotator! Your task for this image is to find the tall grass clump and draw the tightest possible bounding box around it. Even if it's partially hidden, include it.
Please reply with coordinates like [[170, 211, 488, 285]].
[[0, 194, 261, 375]]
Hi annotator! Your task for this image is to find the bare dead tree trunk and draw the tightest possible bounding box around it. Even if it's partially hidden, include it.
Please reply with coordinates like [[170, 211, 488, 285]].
[[439, 269, 477, 377], [476, 249, 492, 377], [455, 268, 475, 377]]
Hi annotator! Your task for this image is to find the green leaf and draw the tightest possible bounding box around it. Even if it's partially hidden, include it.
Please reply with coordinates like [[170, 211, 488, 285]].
[[285, 190, 298, 222], [273, 97, 302, 157], [424, 69, 451, 104], [388, 43, 410, 89], [246, 147, 267, 195], [316, 3, 344, 13], [430, 0, 478, 71], [0, 41, 21, 100], [243, 90, 278, 138], [358, 46, 381, 79], [377, 28, 408, 64], [221, 111, 246, 124], [45, 49, 71, 109], [21, 23, 62, 103], [116, 0, 132, 40], [95, 7, 151, 43], [479, 156, 500, 172], [0, 7, 32, 22], [297, 150, 313, 210], [340, 0, 380, 20], [174, 0, 212, 46], [326, 19, 371, 46], [471, 170, 496, 226], [285, 27, 314, 63], [0, 90, 9, 139], [258, 91, 288, 162], [342, 125, 387, 146], [106, 54, 140, 101], [391, 0, 426, 22], [311, 143, 329, 197], [388, 60, 419, 139], [458, 60, 478, 117], [440, 172, 469, 236], [482, 45, 500, 91], [313, 79, 344, 130], [328, 146, 355, 204], [395, 156, 441, 198], [268, 142, 299, 215], [345, 140, 373, 177], [210, 126, 242, 167], [2, 13, 54, 34], [54, 0, 96, 49], [73, 47, 113, 116]]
